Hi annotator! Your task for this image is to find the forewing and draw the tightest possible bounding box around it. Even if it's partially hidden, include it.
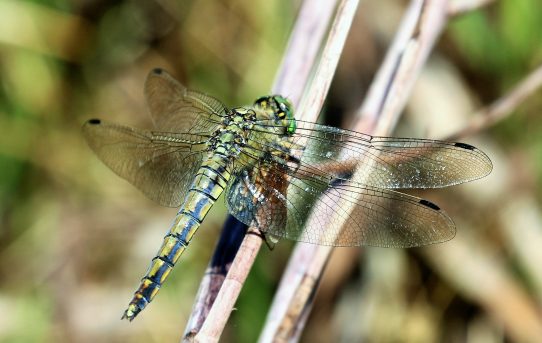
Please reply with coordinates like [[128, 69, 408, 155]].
[[145, 68, 228, 133], [82, 119, 206, 207], [250, 120, 492, 189], [225, 148, 455, 248]]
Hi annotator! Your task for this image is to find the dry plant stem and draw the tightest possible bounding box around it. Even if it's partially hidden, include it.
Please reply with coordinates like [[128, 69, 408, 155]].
[[183, 217, 246, 339], [272, 0, 338, 105], [357, 0, 425, 132], [358, 0, 449, 135], [295, 0, 361, 122], [261, 1, 451, 341], [195, 228, 264, 343], [188, 0, 340, 341], [446, 63, 542, 141]]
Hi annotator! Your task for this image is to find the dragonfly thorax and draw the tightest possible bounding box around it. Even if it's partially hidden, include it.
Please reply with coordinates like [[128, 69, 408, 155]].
[[207, 108, 255, 158]]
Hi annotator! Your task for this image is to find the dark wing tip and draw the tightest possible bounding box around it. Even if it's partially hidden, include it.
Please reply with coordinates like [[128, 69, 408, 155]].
[[454, 142, 476, 150], [151, 68, 163, 75], [453, 142, 493, 180], [419, 199, 441, 211], [87, 118, 101, 125]]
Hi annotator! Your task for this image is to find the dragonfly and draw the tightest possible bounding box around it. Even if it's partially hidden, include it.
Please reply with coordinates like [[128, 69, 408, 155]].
[[83, 68, 492, 321]]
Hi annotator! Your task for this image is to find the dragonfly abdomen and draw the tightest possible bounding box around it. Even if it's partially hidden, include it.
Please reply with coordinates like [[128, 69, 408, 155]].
[[122, 154, 231, 321]]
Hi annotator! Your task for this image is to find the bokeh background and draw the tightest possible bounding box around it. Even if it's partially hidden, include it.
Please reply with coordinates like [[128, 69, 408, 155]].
[[1, 0, 542, 342]]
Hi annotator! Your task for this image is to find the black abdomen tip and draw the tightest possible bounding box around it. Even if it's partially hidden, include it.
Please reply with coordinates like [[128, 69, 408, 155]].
[[454, 142, 475, 150], [152, 68, 163, 75], [88, 119, 101, 125], [420, 199, 440, 211]]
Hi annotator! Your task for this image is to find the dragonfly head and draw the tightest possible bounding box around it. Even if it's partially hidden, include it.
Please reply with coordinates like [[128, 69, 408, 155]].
[[254, 95, 296, 135]]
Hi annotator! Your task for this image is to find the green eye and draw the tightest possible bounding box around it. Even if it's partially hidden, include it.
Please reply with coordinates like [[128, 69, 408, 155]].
[[271, 96, 296, 135], [287, 117, 296, 135]]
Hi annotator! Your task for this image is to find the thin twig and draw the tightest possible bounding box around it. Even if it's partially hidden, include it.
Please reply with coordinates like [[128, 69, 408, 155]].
[[186, 0, 340, 341], [261, 0, 452, 341], [445, 64, 542, 141]]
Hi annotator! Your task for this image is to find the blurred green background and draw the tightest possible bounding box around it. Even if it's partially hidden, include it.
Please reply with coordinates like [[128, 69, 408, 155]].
[[1, 0, 542, 342]]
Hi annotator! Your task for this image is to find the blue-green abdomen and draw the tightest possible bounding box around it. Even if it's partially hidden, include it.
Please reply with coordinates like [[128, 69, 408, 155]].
[[122, 154, 231, 320]]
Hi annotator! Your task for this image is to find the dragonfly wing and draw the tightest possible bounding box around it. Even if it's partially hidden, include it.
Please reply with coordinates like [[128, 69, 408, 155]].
[[226, 164, 289, 231], [251, 120, 492, 189], [82, 119, 206, 207], [301, 180, 455, 247], [226, 152, 455, 248], [145, 68, 228, 133]]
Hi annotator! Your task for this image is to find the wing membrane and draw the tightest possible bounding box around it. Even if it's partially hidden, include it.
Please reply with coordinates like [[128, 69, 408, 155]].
[[249, 120, 492, 189], [226, 148, 455, 247], [145, 68, 227, 133], [82, 119, 207, 207]]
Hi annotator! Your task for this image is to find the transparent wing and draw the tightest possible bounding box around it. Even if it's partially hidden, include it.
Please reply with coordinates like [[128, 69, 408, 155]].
[[82, 119, 207, 207], [226, 151, 454, 248], [145, 68, 228, 133], [249, 120, 492, 189]]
